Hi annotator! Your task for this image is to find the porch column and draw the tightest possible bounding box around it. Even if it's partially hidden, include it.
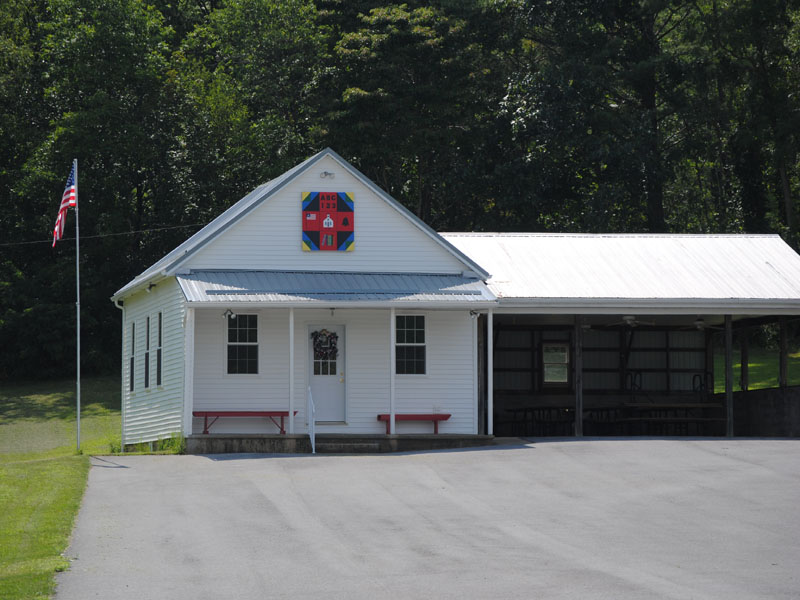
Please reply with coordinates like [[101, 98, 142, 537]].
[[574, 316, 583, 437], [725, 315, 734, 437], [740, 330, 749, 391], [472, 311, 479, 434], [487, 309, 494, 435], [288, 307, 295, 434], [389, 307, 396, 434], [182, 307, 195, 437]]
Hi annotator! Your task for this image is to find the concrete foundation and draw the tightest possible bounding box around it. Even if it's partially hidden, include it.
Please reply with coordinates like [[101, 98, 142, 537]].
[[185, 433, 495, 454]]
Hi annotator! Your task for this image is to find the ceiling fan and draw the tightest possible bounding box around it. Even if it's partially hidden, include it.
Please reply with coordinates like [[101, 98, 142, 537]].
[[606, 315, 656, 328], [682, 318, 724, 331]]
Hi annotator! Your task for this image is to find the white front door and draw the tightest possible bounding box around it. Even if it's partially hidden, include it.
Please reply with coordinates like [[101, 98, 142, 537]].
[[309, 325, 346, 422]]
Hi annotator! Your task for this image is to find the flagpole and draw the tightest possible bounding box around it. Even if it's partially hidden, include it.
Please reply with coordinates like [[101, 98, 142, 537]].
[[74, 158, 81, 452]]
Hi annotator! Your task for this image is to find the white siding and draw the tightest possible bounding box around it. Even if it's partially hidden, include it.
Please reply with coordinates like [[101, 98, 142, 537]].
[[192, 308, 292, 434], [190, 307, 476, 434], [122, 278, 186, 445], [394, 310, 476, 434], [183, 155, 465, 275]]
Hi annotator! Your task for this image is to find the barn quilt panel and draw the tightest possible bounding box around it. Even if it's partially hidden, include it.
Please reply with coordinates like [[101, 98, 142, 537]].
[[301, 192, 355, 251]]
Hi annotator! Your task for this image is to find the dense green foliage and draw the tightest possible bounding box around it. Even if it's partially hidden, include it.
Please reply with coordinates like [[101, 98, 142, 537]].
[[1, 0, 799, 379]]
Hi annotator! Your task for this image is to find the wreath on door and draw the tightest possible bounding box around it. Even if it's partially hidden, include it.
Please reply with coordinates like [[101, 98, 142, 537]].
[[311, 329, 339, 361]]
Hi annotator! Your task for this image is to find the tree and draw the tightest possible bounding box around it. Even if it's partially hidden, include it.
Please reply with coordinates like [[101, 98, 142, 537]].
[[320, 2, 516, 230], [1, 0, 177, 378]]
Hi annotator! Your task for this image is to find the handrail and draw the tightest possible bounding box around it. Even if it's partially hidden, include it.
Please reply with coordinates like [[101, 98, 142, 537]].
[[307, 386, 316, 454]]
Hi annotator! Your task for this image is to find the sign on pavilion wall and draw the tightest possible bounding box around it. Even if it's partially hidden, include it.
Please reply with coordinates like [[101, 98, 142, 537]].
[[301, 192, 355, 251]]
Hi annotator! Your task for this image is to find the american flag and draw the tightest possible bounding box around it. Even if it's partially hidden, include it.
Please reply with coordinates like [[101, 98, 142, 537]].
[[52, 163, 77, 247]]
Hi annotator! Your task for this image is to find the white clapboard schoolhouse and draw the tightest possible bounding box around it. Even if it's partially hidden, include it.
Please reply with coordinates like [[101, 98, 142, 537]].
[[113, 148, 800, 450], [112, 148, 497, 450]]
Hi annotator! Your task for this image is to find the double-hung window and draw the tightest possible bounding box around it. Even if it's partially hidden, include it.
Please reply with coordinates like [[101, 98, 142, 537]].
[[227, 314, 258, 374], [396, 315, 426, 375], [542, 342, 570, 386]]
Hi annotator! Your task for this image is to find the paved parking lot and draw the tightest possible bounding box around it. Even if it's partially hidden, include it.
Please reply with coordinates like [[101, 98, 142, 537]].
[[56, 439, 800, 599]]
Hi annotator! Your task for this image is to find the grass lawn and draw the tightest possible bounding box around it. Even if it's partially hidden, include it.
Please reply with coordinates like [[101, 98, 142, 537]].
[[712, 347, 800, 393], [0, 375, 120, 600]]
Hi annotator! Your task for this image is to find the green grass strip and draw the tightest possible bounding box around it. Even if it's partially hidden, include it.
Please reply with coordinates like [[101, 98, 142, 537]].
[[0, 454, 89, 600], [0, 375, 120, 599]]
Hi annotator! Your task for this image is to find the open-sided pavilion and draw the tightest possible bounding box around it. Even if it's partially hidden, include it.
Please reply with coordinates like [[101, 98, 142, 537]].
[[446, 233, 800, 438]]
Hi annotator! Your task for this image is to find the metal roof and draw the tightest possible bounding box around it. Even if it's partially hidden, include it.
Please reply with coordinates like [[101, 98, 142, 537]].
[[442, 233, 800, 312], [177, 270, 496, 307], [112, 148, 488, 300]]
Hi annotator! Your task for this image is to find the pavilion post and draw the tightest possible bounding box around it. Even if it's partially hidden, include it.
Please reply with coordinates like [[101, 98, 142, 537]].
[[574, 316, 583, 437], [725, 315, 734, 437], [779, 317, 788, 389], [740, 329, 749, 392]]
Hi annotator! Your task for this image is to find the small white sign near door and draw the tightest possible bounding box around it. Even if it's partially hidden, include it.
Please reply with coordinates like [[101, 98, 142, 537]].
[[309, 325, 346, 422]]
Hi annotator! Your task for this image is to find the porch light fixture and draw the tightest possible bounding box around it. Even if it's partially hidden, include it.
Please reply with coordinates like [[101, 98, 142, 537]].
[[320, 171, 335, 179], [223, 309, 236, 320]]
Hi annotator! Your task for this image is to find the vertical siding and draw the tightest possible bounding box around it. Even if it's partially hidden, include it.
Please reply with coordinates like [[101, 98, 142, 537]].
[[582, 328, 706, 392], [122, 278, 186, 445], [183, 155, 466, 274], [189, 307, 476, 434], [669, 330, 706, 391]]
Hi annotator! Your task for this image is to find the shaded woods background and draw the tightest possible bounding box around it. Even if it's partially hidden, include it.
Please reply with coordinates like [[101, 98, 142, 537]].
[[1, 0, 799, 379]]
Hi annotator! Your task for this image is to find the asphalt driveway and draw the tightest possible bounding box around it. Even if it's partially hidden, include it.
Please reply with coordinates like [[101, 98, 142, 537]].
[[56, 439, 800, 599]]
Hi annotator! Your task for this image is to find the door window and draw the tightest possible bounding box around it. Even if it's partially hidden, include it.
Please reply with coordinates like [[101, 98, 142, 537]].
[[311, 329, 339, 375]]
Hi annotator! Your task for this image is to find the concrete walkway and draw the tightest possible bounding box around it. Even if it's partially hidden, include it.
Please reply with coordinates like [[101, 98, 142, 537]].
[[56, 439, 800, 599]]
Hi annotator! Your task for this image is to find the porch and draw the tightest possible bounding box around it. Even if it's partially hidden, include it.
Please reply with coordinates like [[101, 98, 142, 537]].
[[177, 269, 496, 441]]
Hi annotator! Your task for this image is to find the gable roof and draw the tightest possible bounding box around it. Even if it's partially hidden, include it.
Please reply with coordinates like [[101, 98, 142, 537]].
[[443, 233, 800, 313], [112, 148, 489, 300]]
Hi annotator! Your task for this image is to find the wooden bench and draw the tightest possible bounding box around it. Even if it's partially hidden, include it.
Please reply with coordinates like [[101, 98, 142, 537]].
[[193, 411, 297, 435], [377, 413, 451, 434]]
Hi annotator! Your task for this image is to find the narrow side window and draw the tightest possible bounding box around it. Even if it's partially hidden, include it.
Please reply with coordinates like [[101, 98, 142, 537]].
[[144, 316, 151, 389], [156, 312, 162, 386], [129, 322, 136, 392]]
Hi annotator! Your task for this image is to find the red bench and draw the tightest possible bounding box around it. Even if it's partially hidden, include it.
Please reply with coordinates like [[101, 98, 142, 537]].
[[377, 413, 451, 434], [193, 411, 297, 435]]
